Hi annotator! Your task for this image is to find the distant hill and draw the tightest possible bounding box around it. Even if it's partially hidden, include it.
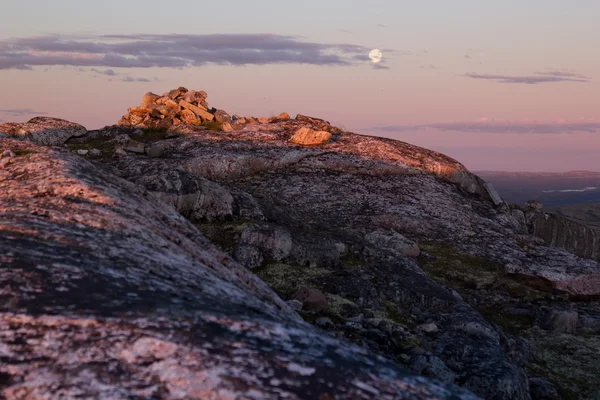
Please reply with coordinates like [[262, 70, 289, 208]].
[[475, 170, 600, 207]]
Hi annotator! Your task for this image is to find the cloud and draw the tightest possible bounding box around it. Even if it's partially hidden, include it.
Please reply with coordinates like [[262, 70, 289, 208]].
[[121, 75, 152, 82], [535, 70, 590, 79], [373, 121, 600, 134], [419, 64, 435, 69], [91, 68, 117, 76], [0, 108, 48, 116], [0, 33, 377, 70], [464, 71, 591, 84]]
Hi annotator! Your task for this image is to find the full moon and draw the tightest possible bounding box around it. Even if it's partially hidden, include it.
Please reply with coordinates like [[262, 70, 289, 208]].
[[369, 49, 383, 63]]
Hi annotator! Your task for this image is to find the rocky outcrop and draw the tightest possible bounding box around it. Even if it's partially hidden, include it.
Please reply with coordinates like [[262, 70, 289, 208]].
[[118, 87, 221, 129], [0, 138, 478, 399], [528, 210, 600, 263], [0, 117, 86, 146], [5, 88, 600, 399]]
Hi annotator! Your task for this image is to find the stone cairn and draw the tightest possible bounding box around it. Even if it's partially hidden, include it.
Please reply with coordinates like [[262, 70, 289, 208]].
[[118, 87, 235, 130]]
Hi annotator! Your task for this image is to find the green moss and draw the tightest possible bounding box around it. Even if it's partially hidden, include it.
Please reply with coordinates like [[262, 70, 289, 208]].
[[525, 330, 600, 400], [419, 243, 505, 291], [381, 300, 415, 328], [253, 263, 332, 299], [65, 136, 115, 153]]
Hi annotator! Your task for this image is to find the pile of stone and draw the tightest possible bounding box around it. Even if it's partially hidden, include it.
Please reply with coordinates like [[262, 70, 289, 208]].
[[118, 87, 233, 130]]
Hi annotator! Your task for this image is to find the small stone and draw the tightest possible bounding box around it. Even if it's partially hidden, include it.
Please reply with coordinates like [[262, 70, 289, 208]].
[[258, 117, 269, 124], [179, 109, 201, 126], [165, 99, 179, 109], [416, 322, 438, 333], [289, 126, 332, 146], [214, 110, 232, 124], [221, 122, 233, 132], [287, 299, 303, 312], [90, 149, 101, 156], [179, 100, 214, 121], [316, 317, 334, 328], [145, 146, 164, 158], [293, 287, 328, 311], [141, 92, 161, 108], [114, 148, 127, 156], [76, 149, 89, 155], [123, 141, 145, 154]]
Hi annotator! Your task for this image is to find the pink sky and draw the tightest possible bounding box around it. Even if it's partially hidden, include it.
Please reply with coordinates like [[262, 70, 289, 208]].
[[1, 1, 599, 172]]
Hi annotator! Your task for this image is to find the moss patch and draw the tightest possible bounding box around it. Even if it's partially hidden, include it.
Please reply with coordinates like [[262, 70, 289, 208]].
[[419, 243, 505, 291], [253, 263, 332, 300], [525, 330, 600, 399], [136, 128, 171, 143]]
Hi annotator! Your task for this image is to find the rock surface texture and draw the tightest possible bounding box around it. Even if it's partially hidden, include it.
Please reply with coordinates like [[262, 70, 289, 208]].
[[3, 89, 600, 399], [0, 138, 478, 399]]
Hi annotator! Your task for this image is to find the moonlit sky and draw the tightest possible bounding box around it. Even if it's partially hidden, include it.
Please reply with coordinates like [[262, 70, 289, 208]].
[[1, 0, 599, 171]]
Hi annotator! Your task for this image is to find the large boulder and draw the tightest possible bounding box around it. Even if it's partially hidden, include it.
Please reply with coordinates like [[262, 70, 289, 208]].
[[0, 117, 86, 146], [289, 126, 332, 146], [0, 138, 478, 400]]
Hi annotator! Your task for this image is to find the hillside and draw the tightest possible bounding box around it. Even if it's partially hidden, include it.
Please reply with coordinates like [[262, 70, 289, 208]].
[[2, 88, 600, 399]]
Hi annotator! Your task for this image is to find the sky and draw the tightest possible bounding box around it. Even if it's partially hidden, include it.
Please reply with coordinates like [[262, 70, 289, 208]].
[[1, 0, 599, 172]]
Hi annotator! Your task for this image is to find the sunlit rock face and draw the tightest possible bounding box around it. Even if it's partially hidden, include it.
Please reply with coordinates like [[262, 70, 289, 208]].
[[0, 138, 478, 399]]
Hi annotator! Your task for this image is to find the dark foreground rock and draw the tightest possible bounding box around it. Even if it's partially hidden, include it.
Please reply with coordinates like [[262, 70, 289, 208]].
[[0, 138, 477, 399]]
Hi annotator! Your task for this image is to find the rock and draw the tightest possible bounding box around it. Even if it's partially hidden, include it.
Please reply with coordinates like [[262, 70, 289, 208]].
[[365, 229, 420, 258], [483, 182, 504, 207], [258, 116, 269, 124], [239, 223, 293, 261], [179, 108, 201, 126], [183, 89, 197, 103], [114, 147, 127, 156], [316, 317, 334, 328], [1, 117, 86, 146], [233, 244, 264, 269], [165, 99, 179, 109], [145, 145, 164, 158], [123, 141, 145, 154], [525, 200, 544, 212], [529, 378, 561, 400], [214, 109, 232, 124], [76, 149, 89, 155], [536, 309, 579, 333], [221, 122, 233, 132], [90, 148, 102, 156], [409, 349, 456, 383], [416, 323, 439, 333], [287, 299, 303, 311], [141, 92, 161, 107], [293, 287, 328, 311], [289, 126, 332, 146], [117, 115, 132, 127], [179, 100, 214, 121], [168, 88, 183, 99], [295, 113, 335, 131]]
